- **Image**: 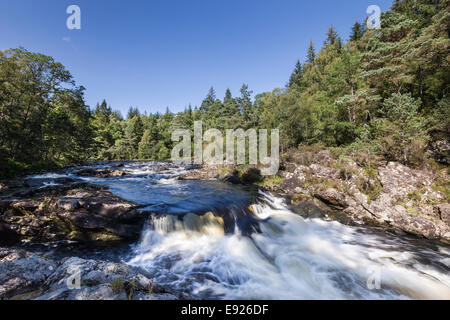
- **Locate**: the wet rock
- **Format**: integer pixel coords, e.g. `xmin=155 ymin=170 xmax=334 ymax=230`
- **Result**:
xmin=154 ymin=165 xmax=168 ymax=172
xmin=0 ymin=183 xmax=148 ymax=244
xmin=56 ymin=199 xmax=80 ymax=211
xmin=112 ymin=163 xmax=125 ymax=168
xmin=53 ymin=178 xmax=77 ymax=185
xmin=179 ymin=169 xmax=218 ymax=181
xmin=11 ymin=199 xmax=40 ymax=213
xmin=76 ymin=168 xmax=126 ymax=178
xmin=0 ymin=179 xmax=30 ymax=191
xmin=223 ymin=174 xmax=241 ymax=185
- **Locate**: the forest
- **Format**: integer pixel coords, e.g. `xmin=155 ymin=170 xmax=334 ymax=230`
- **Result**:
xmin=0 ymin=0 xmax=448 ymax=177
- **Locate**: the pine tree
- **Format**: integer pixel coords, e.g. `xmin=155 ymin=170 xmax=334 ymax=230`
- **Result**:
xmin=306 ymin=40 xmax=316 ymax=64
xmin=288 ymin=60 xmax=305 ymax=89
xmin=224 ymin=88 xmax=233 ymax=104
xmin=350 ymin=22 xmax=364 ymax=41
xmin=360 ymin=11 xmax=418 ymax=96
xmin=127 ymin=107 xmax=140 ymax=120
xmin=324 ymin=25 xmax=339 ymax=46
xmin=200 ymin=87 xmax=216 ymax=113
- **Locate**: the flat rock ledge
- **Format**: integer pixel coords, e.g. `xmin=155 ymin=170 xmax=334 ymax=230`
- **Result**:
xmin=0 ymin=247 xmax=188 ymax=300
xmin=76 ymin=168 xmax=126 ymax=178
xmin=0 ymin=182 xmax=149 ymax=244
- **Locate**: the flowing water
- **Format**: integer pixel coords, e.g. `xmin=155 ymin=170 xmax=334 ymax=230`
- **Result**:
xmin=24 ymin=162 xmax=450 ymax=300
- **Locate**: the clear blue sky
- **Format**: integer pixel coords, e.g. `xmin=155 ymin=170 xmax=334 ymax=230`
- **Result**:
xmin=0 ymin=0 xmax=393 ymax=115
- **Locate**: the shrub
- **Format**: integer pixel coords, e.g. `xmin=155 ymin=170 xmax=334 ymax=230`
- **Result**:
xmin=374 ymin=93 xmax=428 ymax=165
xmin=241 ymin=168 xmax=264 ymax=184
xmin=110 ymin=278 xmax=124 ymax=294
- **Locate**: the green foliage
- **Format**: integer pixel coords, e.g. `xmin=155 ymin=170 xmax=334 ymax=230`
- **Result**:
xmin=350 ymin=21 xmax=365 ymax=42
xmin=257 ymin=174 xmax=283 ymax=188
xmin=0 ymin=48 xmax=94 ymax=177
xmin=110 ymin=278 xmax=124 ymax=294
xmin=375 ymin=93 xmax=428 ymax=164
xmin=1 ymin=0 xmax=448 ymax=172
xmin=241 ymin=168 xmax=264 ymax=184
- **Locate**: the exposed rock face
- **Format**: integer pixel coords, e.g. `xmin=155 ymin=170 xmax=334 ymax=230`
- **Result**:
xmin=0 ymin=183 xmax=148 ymax=244
xmin=427 ymin=130 xmax=450 ymax=165
xmin=436 ymin=203 xmax=450 ymax=225
xmin=76 ymin=168 xmax=126 ymax=178
xmin=0 ymin=248 xmax=56 ymax=300
xmin=179 ymin=168 xmax=221 ymax=181
xmin=178 ymin=164 xmax=257 ymax=185
xmin=314 ymin=188 xmax=348 ymax=210
xmin=273 ymin=152 xmax=450 ymax=242
xmin=0 ymin=248 xmax=183 ymax=300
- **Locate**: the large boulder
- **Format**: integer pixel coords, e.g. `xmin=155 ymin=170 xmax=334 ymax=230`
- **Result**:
xmin=314 ymin=188 xmax=348 ymax=209
xmin=76 ymin=168 xmax=126 ymax=178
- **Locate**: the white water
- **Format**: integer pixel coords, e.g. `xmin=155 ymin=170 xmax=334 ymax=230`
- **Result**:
xmin=24 ymin=162 xmax=450 ymax=300
xmin=129 ymin=191 xmax=450 ymax=300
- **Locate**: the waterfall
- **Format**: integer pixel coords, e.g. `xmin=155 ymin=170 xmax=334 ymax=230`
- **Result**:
xmin=26 ymin=162 xmax=450 ymax=299
xmin=129 ymin=190 xmax=450 ymax=300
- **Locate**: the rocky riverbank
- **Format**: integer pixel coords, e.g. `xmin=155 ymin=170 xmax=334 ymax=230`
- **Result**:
xmin=0 ymin=182 xmax=150 ymax=244
xmin=0 ymin=160 xmax=449 ymax=300
xmin=0 ymin=247 xmax=187 ymax=300
xmin=0 ymin=169 xmax=197 ymax=300
xmin=180 ymin=150 xmax=450 ymax=243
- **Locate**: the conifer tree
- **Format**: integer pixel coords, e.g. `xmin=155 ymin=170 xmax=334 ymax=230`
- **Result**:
xmin=350 ymin=22 xmax=364 ymax=42
xmin=288 ymin=60 xmax=305 ymax=89
xmin=306 ymin=40 xmax=316 ymax=64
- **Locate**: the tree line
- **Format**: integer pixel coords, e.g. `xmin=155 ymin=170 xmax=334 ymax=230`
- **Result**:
xmin=0 ymin=0 xmax=448 ymax=177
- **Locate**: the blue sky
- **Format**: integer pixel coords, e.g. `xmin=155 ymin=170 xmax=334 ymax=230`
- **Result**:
xmin=0 ymin=0 xmax=393 ymax=115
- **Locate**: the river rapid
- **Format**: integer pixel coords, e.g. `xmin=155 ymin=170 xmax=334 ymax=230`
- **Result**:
xmin=24 ymin=161 xmax=450 ymax=300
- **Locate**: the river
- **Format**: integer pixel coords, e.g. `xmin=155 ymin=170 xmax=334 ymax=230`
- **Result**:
xmin=24 ymin=161 xmax=450 ymax=300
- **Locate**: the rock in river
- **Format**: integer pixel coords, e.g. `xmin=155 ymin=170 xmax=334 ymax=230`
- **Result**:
xmin=76 ymin=168 xmax=126 ymax=178
xmin=0 ymin=183 xmax=149 ymax=244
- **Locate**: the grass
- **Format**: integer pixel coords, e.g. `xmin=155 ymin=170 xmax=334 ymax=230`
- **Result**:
xmin=407 ymin=190 xmax=423 ymax=202
xmin=125 ymin=280 xmax=137 ymax=300
xmin=110 ymin=278 xmax=124 ymax=294
xmin=431 ymin=179 xmax=450 ymax=202
xmin=256 ymin=174 xmax=283 ymax=189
